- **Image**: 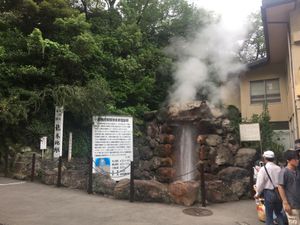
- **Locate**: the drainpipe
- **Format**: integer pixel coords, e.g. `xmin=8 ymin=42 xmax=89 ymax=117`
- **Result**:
xmin=287 ymin=29 xmax=300 ymax=139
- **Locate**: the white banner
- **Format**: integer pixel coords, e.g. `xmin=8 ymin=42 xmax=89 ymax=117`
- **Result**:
xmin=54 ymin=106 xmax=64 ymax=158
xmin=239 ymin=123 xmax=261 ymax=141
xmin=92 ymin=116 xmax=133 ymax=181
xmin=40 ymin=136 xmax=47 ymax=150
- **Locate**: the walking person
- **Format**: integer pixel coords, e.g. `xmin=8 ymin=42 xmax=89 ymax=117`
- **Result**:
xmin=255 ymin=150 xmax=285 ymax=225
xmin=294 ymin=139 xmax=300 ymax=170
xmin=278 ymin=150 xmax=300 ymax=225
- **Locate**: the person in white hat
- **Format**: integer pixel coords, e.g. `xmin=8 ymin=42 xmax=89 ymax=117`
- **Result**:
xmin=255 ymin=150 xmax=285 ymax=225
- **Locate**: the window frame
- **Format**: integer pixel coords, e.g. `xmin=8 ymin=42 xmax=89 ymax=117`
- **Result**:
xmin=250 ymin=78 xmax=281 ymax=104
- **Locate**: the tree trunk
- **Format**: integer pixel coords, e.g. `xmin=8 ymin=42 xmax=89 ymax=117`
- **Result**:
xmin=136 ymin=0 xmax=150 ymax=25
xmin=105 ymin=0 xmax=116 ymax=10
xmin=81 ymin=0 xmax=89 ymax=20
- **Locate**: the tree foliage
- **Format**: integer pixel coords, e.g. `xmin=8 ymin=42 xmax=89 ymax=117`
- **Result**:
xmin=0 ymin=0 xmax=213 ymax=157
xmin=239 ymin=11 xmax=267 ymax=63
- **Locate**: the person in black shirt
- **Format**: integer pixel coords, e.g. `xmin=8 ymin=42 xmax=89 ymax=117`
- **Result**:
xmin=278 ymin=150 xmax=300 ymax=225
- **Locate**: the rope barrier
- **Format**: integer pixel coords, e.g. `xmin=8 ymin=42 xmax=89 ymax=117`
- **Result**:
xmin=92 ymin=165 xmax=131 ymax=178
xmin=92 ymin=160 xmax=132 ymax=178
xmin=92 ymin=164 xmax=130 ymax=176
xmin=37 ymin=166 xmax=58 ymax=174
xmin=37 ymin=158 xmax=64 ymax=174
xmin=38 ymin=158 xmax=203 ymax=180
xmin=45 ymin=158 xmax=60 ymax=163
xmin=37 ymin=168 xmax=47 ymax=173
xmin=172 ymin=161 xmax=201 ymax=179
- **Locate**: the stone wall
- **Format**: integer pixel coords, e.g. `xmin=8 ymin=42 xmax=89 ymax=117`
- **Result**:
xmin=7 ymin=154 xmax=89 ymax=190
xmin=1 ymin=102 xmax=258 ymax=206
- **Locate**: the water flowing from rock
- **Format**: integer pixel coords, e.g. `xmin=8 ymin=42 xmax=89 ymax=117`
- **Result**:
xmin=176 ymin=124 xmax=198 ymax=181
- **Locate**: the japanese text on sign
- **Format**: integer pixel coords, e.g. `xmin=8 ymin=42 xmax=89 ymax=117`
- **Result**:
xmin=40 ymin=136 xmax=47 ymax=150
xmin=92 ymin=116 xmax=133 ymax=181
xmin=239 ymin=123 xmax=261 ymax=141
xmin=53 ymin=106 xmax=64 ymax=158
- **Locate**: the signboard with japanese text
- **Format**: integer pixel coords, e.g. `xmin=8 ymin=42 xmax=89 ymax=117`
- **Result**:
xmin=40 ymin=136 xmax=47 ymax=150
xmin=53 ymin=106 xmax=64 ymax=158
xmin=239 ymin=123 xmax=261 ymax=141
xmin=92 ymin=116 xmax=133 ymax=181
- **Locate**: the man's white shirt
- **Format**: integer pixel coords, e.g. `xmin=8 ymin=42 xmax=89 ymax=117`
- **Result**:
xmin=255 ymin=162 xmax=281 ymax=197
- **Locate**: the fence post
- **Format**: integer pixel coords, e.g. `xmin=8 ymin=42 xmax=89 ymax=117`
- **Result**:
xmin=200 ymin=161 xmax=206 ymax=207
xmin=129 ymin=161 xmax=134 ymax=202
xmin=199 ymin=142 xmax=206 ymax=207
xmin=249 ymin=165 xmax=255 ymax=198
xmin=4 ymin=150 xmax=9 ymax=177
xmin=56 ymin=156 xmax=62 ymax=187
xmin=31 ymin=153 xmax=36 ymax=182
xmin=87 ymin=156 xmax=93 ymax=194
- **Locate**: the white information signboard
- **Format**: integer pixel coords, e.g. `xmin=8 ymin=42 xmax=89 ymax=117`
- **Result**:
xmin=53 ymin=106 xmax=64 ymax=158
xmin=239 ymin=123 xmax=261 ymax=141
xmin=40 ymin=136 xmax=47 ymax=150
xmin=92 ymin=116 xmax=133 ymax=181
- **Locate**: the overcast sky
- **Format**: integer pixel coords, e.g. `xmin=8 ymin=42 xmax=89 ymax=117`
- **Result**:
xmin=189 ymin=0 xmax=262 ymax=29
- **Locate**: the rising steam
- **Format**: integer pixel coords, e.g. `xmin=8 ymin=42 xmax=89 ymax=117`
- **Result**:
xmin=166 ymin=20 xmax=247 ymax=105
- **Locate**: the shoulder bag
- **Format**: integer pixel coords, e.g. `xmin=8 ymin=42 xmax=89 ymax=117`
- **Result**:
xmin=264 ymin=165 xmax=282 ymax=202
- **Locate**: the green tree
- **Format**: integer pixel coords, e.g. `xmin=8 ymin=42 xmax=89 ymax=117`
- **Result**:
xmin=0 ymin=23 xmax=111 ymax=162
xmin=250 ymin=104 xmax=273 ymax=149
xmin=228 ymin=104 xmax=284 ymax=160
xmin=0 ymin=0 xmax=214 ymax=161
xmin=239 ymin=11 xmax=266 ymax=63
xmin=119 ymin=0 xmax=214 ymax=46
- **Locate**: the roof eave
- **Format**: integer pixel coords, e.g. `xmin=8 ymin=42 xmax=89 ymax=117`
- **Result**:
xmin=247 ymin=58 xmax=269 ymax=69
xmin=262 ymin=0 xmax=296 ymax=9
xmin=247 ymin=0 xmax=296 ymax=69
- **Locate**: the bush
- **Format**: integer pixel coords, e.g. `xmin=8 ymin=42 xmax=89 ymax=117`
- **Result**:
xmin=63 ymin=129 xmax=91 ymax=158
xmin=228 ymin=104 xmax=285 ymax=160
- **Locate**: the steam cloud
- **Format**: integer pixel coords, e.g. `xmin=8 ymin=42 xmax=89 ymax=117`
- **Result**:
xmin=166 ymin=21 xmax=247 ymax=105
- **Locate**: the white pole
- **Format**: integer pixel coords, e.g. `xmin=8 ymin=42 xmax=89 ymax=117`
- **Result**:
xmin=68 ymin=132 xmax=73 ymax=162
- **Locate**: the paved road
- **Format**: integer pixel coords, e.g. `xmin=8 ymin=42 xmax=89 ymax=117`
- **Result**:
xmin=0 ymin=177 xmax=263 ymax=225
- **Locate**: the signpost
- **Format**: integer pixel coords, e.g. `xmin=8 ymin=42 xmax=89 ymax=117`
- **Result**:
xmin=92 ymin=116 xmax=133 ymax=181
xmin=54 ymin=106 xmax=64 ymax=158
xmin=239 ymin=123 xmax=262 ymax=154
xmin=239 ymin=123 xmax=262 ymax=196
xmin=68 ymin=132 xmax=72 ymax=162
xmin=40 ymin=136 xmax=47 ymax=159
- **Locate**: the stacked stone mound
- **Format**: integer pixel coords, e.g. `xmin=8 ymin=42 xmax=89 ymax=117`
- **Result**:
xmin=133 ymin=101 xmax=258 ymax=205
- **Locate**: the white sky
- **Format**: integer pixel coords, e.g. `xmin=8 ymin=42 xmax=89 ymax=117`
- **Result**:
xmin=189 ymin=0 xmax=262 ymax=29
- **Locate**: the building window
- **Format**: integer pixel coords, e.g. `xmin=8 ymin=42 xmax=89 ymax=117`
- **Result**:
xmin=270 ymin=121 xmax=289 ymax=130
xmin=250 ymin=79 xmax=281 ymax=104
